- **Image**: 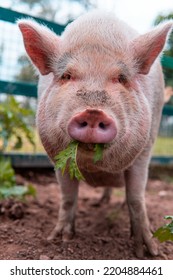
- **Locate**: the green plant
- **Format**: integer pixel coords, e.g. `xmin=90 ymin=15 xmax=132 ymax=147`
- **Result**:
xmin=54 ymin=141 xmax=104 ymax=181
xmin=0 ymin=95 xmax=35 ymax=152
xmin=0 ymin=95 xmax=36 ymax=201
xmin=0 ymin=157 xmax=36 ymax=200
xmin=153 ymin=216 xmax=173 ymax=242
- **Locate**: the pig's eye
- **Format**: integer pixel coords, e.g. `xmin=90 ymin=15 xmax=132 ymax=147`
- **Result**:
xmin=118 ymin=74 xmax=127 ymax=85
xmin=61 ymin=73 xmax=71 ymax=81
xmin=112 ymin=74 xmax=128 ymax=85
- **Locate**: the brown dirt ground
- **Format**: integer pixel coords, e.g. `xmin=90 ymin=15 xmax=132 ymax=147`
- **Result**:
xmin=0 ymin=167 xmax=173 ymax=260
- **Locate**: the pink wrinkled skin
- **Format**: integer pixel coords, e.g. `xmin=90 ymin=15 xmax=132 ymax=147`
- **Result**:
xmin=18 ymin=12 xmax=172 ymax=258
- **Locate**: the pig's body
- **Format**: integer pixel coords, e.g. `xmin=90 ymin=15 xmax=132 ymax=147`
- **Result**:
xmin=18 ymin=12 xmax=172 ymax=258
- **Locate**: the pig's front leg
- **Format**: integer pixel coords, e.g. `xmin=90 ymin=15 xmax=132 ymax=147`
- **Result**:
xmin=125 ymin=152 xmax=158 ymax=258
xmin=47 ymin=170 xmax=79 ymax=241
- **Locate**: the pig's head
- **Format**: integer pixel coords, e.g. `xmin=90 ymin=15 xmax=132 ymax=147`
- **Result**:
xmin=18 ymin=13 xmax=172 ymax=172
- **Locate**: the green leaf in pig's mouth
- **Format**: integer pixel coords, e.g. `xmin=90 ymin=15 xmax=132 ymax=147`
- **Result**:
xmin=54 ymin=141 xmax=105 ymax=181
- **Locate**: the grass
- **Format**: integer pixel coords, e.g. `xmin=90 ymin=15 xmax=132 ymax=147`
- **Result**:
xmin=153 ymin=136 xmax=173 ymax=156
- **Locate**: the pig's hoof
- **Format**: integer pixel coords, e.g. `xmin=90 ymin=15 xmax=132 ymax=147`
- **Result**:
xmin=99 ymin=191 xmax=111 ymax=204
xmin=47 ymin=223 xmax=75 ymax=242
xmin=135 ymin=236 xmax=158 ymax=258
xmin=92 ymin=188 xmax=112 ymax=207
xmin=146 ymin=238 xmax=158 ymax=257
xmin=47 ymin=229 xmax=60 ymax=241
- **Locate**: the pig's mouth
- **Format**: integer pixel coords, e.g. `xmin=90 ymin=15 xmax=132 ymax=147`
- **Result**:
xmin=75 ymin=141 xmax=112 ymax=172
xmin=77 ymin=142 xmax=110 ymax=153
xmin=79 ymin=143 xmax=95 ymax=151
xmin=78 ymin=142 xmax=111 ymax=158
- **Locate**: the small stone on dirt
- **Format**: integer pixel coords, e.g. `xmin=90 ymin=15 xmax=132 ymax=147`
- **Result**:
xmin=39 ymin=254 xmax=50 ymax=260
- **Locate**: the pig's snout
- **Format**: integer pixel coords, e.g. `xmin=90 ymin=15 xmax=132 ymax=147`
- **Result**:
xmin=67 ymin=109 xmax=117 ymax=143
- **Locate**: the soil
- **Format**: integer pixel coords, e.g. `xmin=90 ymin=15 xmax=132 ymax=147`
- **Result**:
xmin=0 ymin=168 xmax=173 ymax=260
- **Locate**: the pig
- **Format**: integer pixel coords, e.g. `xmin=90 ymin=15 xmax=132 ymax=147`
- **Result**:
xmin=18 ymin=11 xmax=172 ymax=258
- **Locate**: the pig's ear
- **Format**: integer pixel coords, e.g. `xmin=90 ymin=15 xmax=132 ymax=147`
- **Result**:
xmin=131 ymin=22 xmax=173 ymax=75
xmin=18 ymin=19 xmax=60 ymax=75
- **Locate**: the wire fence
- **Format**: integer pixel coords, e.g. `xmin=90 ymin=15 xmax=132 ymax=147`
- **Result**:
xmin=0 ymin=20 xmax=26 ymax=83
xmin=0 ymin=7 xmax=65 ymax=97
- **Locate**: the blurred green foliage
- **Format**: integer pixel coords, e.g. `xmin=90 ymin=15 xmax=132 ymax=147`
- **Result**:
xmin=0 ymin=95 xmax=35 ymax=152
xmin=0 ymin=157 xmax=36 ymax=200
xmin=153 ymin=216 xmax=173 ymax=242
xmin=0 ymin=95 xmax=36 ymax=200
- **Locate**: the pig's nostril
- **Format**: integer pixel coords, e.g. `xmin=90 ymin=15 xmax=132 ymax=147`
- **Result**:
xmin=99 ymin=122 xmax=106 ymax=129
xmin=80 ymin=121 xmax=88 ymax=127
